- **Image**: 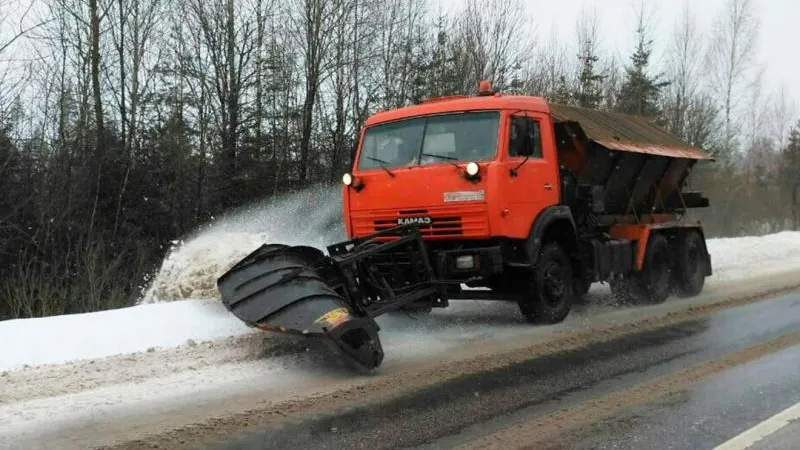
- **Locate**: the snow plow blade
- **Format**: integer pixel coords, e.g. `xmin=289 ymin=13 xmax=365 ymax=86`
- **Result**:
xmin=217 ymin=225 xmax=443 ymax=371
xmin=216 ymin=244 xmax=384 ymax=371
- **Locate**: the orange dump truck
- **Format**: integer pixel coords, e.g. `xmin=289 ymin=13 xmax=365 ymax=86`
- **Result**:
xmin=217 ymin=82 xmax=713 ymax=371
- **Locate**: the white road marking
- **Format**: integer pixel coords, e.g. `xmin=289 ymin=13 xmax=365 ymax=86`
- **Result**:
xmin=712 ymin=401 xmax=800 ymax=450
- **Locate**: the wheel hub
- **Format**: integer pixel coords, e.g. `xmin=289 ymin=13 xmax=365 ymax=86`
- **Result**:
xmin=542 ymin=262 xmax=566 ymax=306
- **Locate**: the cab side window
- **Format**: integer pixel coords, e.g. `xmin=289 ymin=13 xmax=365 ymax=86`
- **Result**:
xmin=509 ymin=116 xmax=542 ymax=158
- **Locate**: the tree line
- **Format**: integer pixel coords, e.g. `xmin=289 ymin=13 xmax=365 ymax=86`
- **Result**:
xmin=0 ymin=0 xmax=798 ymax=318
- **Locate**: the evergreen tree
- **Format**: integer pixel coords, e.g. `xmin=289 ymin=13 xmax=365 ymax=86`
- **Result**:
xmin=575 ymin=44 xmax=604 ymax=108
xmin=0 ymin=122 xmax=23 ymax=288
xmin=615 ymin=22 xmax=669 ymax=118
xmin=418 ymin=15 xmax=462 ymax=100
xmin=552 ymin=75 xmax=573 ymax=105
xmin=780 ymin=123 xmax=800 ymax=200
xmin=574 ymin=10 xmax=605 ymax=109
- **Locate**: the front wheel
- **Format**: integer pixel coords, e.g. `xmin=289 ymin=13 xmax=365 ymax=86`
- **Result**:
xmin=518 ymin=242 xmax=575 ymax=324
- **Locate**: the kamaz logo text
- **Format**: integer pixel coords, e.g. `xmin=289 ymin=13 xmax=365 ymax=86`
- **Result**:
xmin=398 ymin=217 xmax=432 ymax=226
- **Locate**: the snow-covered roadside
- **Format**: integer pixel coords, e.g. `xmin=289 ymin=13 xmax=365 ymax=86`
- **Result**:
xmin=0 ymin=230 xmax=799 ymax=450
xmin=705 ymin=231 xmax=800 ymax=281
xmin=2 ymin=267 xmax=800 ymax=450
xmin=2 ymin=231 xmax=800 ymax=372
xmin=0 ymin=299 xmax=253 ymax=371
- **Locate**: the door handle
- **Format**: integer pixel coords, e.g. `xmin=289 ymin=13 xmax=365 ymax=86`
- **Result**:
xmin=544 ymin=183 xmax=553 ymax=190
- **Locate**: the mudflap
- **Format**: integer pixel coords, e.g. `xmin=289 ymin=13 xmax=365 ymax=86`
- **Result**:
xmin=216 ymin=243 xmax=384 ymax=371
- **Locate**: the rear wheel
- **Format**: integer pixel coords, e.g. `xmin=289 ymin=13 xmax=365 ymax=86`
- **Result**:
xmin=611 ymin=233 xmax=672 ymax=305
xmin=519 ymin=242 xmax=575 ymax=324
xmin=672 ymin=230 xmax=708 ymax=297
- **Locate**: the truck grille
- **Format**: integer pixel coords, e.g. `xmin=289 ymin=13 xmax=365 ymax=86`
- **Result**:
xmin=351 ymin=204 xmax=489 ymax=239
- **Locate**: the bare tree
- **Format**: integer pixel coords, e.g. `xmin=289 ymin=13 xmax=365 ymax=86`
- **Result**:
xmin=48 ymin=0 xmax=93 ymax=152
xmin=267 ymin=22 xmax=302 ymax=197
xmin=108 ymin=0 xmax=164 ymax=237
xmin=707 ymin=0 xmax=759 ymax=159
xmin=85 ymin=0 xmax=111 ymax=244
xmin=449 ymin=0 xmax=532 ymax=92
xmin=251 ymin=0 xmax=277 ymax=149
xmin=184 ymin=0 xmax=258 ymax=206
xmin=38 ymin=0 xmax=111 ymax=242
xmin=287 ymin=0 xmax=342 ymax=183
xmin=322 ymin=0 xmax=356 ymax=182
xmin=684 ymin=93 xmax=720 ymax=150
xmin=0 ymin=0 xmax=50 ymax=55
xmin=598 ymin=55 xmax=623 ymax=112
xmin=744 ymin=68 xmax=768 ymax=152
xmin=664 ymin=1 xmax=705 ymax=140
xmin=107 ymin=0 xmax=162 ymax=152
xmin=167 ymin=0 xmax=215 ymax=219
xmin=348 ymin=0 xmax=379 ymax=155
xmin=769 ymin=83 xmax=797 ymax=150
xmin=521 ymin=24 xmax=571 ymax=102
xmin=372 ymin=0 xmax=426 ymax=108
xmin=88 ymin=0 xmax=103 ymax=139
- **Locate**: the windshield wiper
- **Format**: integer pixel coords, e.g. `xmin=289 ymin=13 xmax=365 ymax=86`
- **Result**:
xmin=365 ymin=156 xmax=396 ymax=178
xmin=421 ymin=153 xmax=460 ymax=168
xmin=422 ymin=153 xmax=459 ymax=161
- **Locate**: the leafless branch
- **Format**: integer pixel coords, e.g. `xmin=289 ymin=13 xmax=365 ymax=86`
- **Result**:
xmin=0 ymin=0 xmax=54 ymax=55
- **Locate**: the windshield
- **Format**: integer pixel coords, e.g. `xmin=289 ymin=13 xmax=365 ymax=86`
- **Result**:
xmin=356 ymin=111 xmax=500 ymax=171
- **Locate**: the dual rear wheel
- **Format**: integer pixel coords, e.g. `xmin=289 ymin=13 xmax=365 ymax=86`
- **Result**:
xmin=518 ymin=229 xmax=710 ymax=323
xmin=672 ymin=230 xmax=709 ymax=297
xmin=611 ymin=230 xmax=709 ymax=305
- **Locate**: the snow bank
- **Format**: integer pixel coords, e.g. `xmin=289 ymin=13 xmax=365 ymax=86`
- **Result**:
xmin=705 ymin=231 xmax=800 ymax=281
xmin=0 ymin=299 xmax=253 ymax=371
xmin=2 ymin=228 xmax=799 ymax=372
xmin=1 ymin=186 xmax=346 ymax=371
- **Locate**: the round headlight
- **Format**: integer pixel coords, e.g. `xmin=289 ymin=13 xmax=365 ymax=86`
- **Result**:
xmin=342 ymin=173 xmax=353 ymax=186
xmin=466 ymin=162 xmax=480 ymax=177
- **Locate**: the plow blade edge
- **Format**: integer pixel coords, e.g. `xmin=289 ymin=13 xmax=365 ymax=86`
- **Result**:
xmin=216 ymin=244 xmax=384 ymax=370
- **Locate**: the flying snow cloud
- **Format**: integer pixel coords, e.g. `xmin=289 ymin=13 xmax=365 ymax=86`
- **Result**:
xmin=140 ymin=185 xmax=345 ymax=303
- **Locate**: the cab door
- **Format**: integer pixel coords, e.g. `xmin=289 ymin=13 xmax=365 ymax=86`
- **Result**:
xmin=497 ymin=112 xmax=560 ymax=238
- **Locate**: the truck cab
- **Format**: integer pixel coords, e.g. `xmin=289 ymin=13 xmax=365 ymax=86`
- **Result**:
xmin=342 ymin=91 xmax=560 ymax=245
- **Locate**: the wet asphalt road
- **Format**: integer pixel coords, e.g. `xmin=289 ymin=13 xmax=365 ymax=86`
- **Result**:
xmin=209 ymin=291 xmax=800 ymax=450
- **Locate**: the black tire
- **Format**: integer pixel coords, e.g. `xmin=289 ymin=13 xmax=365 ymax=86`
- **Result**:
xmin=518 ymin=242 xmax=575 ymax=324
xmin=610 ymin=233 xmax=672 ymax=305
xmin=672 ymin=230 xmax=708 ymax=297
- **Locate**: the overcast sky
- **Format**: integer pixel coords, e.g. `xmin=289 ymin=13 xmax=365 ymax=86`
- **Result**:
xmin=1 ymin=0 xmax=796 ymax=128
xmin=434 ymin=0 xmax=799 ymax=116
